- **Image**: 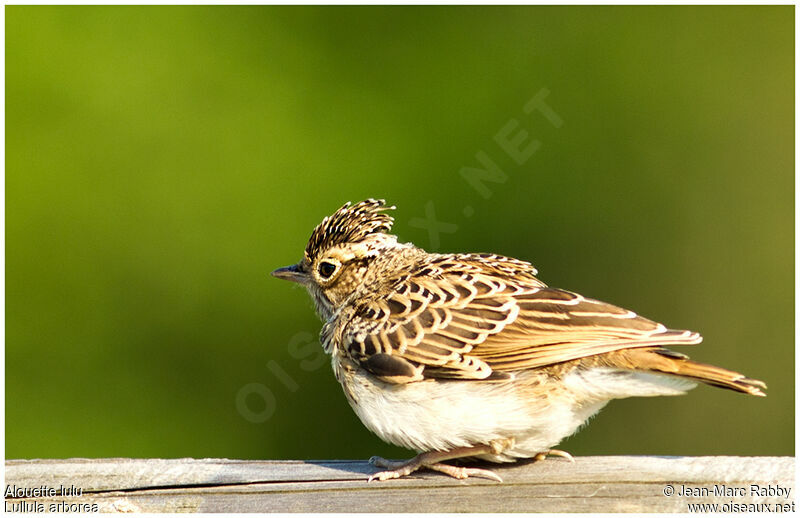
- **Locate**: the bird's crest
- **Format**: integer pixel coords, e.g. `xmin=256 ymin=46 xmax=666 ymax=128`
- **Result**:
xmin=304 ymin=199 xmax=395 ymax=262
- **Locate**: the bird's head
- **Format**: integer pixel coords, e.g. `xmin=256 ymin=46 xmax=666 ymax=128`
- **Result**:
xmin=272 ymin=199 xmax=402 ymax=320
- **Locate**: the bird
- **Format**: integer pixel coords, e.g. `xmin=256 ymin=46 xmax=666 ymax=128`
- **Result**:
xmin=271 ymin=198 xmax=766 ymax=482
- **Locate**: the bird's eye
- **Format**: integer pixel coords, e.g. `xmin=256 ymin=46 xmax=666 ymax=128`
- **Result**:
xmin=318 ymin=262 xmax=337 ymax=279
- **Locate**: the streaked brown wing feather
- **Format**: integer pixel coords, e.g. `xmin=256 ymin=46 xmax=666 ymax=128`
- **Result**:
xmin=338 ymin=255 xmax=700 ymax=383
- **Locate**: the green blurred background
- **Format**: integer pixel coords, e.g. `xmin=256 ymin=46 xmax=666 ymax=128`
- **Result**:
xmin=7 ymin=6 xmax=793 ymax=460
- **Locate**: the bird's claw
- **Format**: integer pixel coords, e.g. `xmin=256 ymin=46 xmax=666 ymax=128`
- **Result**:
xmin=534 ymin=449 xmax=575 ymax=462
xmin=367 ymin=470 xmax=403 ymax=482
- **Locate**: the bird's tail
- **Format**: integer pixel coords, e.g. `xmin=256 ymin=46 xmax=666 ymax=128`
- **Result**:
xmin=619 ymin=347 xmax=767 ymax=397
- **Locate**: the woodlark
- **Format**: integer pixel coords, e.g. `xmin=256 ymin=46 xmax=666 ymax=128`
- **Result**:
xmin=272 ymin=199 xmax=766 ymax=482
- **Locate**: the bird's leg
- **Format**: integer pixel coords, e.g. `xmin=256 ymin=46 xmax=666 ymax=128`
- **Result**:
xmin=368 ymin=438 xmax=513 ymax=482
xmin=533 ymin=448 xmax=575 ymax=462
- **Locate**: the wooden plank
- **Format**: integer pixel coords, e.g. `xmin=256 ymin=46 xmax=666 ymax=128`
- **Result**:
xmin=4 ymin=456 xmax=795 ymax=513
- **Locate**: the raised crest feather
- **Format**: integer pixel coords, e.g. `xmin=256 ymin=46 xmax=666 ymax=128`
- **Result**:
xmin=304 ymin=199 xmax=395 ymax=263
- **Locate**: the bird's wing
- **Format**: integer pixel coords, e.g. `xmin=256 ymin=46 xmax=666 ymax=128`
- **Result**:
xmin=334 ymin=261 xmax=701 ymax=384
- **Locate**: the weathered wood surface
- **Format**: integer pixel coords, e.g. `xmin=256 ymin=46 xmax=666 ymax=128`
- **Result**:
xmin=4 ymin=456 xmax=795 ymax=513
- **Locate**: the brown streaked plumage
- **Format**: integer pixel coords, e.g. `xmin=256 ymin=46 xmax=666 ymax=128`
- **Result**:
xmin=272 ymin=199 xmax=766 ymax=482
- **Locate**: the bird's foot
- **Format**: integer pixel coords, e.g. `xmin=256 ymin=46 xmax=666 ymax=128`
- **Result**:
xmin=368 ymin=455 xmax=502 ymax=482
xmin=533 ymin=448 xmax=575 ymax=462
xmin=426 ymin=462 xmax=503 ymax=482
xmin=367 ymin=456 xmax=419 ymax=481
xmin=367 ymin=440 xmax=513 ymax=483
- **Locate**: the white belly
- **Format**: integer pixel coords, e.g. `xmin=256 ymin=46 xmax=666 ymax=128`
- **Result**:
xmin=340 ymin=365 xmax=695 ymax=462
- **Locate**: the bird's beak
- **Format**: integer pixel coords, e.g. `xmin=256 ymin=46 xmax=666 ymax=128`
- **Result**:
xmin=271 ymin=263 xmax=308 ymax=284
